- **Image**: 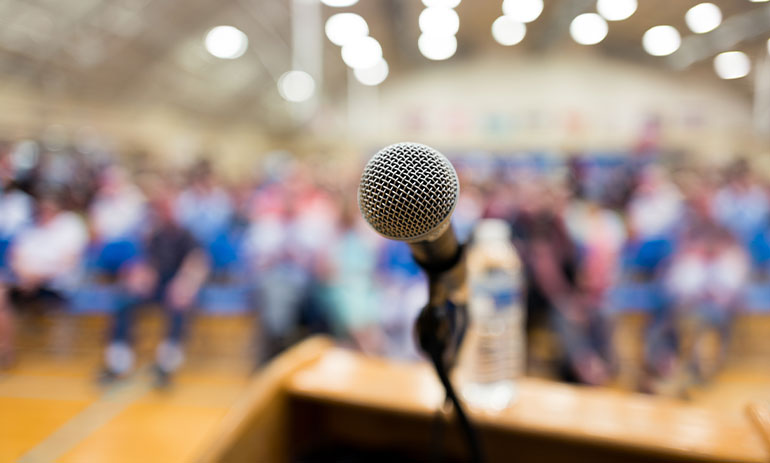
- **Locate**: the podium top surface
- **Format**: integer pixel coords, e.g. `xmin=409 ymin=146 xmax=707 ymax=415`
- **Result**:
xmin=287 ymin=346 xmax=767 ymax=463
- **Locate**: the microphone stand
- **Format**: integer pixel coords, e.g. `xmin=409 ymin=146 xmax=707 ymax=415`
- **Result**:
xmin=414 ymin=246 xmax=484 ymax=463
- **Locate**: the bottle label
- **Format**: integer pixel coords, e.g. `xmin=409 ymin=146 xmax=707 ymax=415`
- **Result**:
xmin=473 ymin=268 xmax=520 ymax=314
xmin=492 ymin=289 xmax=517 ymax=311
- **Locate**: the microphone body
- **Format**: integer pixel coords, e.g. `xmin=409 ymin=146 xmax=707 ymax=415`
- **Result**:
xmin=409 ymin=223 xmax=460 ymax=273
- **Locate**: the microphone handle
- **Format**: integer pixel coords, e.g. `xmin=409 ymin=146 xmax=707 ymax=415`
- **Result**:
xmin=409 ymin=226 xmax=466 ymax=308
xmin=411 ymin=225 xmax=468 ymax=370
xmin=408 ymin=226 xmax=462 ymax=274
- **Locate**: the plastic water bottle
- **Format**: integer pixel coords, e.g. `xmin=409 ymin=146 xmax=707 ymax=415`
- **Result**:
xmin=459 ymin=219 xmax=524 ymax=411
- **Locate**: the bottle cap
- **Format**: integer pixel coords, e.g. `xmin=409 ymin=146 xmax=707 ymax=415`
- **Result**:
xmin=473 ymin=218 xmax=511 ymax=243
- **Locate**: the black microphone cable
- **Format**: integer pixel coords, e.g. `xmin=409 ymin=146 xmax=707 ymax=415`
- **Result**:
xmin=418 ymin=298 xmax=483 ymax=463
xmin=427 ymin=341 xmax=483 ymax=463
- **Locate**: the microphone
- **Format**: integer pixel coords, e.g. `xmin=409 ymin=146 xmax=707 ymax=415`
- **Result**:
xmin=358 ymin=142 xmax=467 ymax=368
xmin=358 ymin=142 xmax=483 ymax=463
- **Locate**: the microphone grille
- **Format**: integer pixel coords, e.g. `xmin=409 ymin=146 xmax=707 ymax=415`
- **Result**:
xmin=358 ymin=142 xmax=459 ymax=242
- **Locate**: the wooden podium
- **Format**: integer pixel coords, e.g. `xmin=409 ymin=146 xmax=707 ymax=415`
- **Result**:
xmin=198 ymin=336 xmax=768 ymax=463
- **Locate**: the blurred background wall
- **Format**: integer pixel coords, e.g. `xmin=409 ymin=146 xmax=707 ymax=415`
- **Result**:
xmin=0 ymin=0 xmax=767 ymax=171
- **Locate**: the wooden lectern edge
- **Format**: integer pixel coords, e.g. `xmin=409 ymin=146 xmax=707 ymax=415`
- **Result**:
xmin=196 ymin=335 xmax=334 ymax=463
xmin=747 ymin=401 xmax=770 ymax=458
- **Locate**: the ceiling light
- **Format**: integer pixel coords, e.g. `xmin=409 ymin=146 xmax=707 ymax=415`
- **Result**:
xmin=354 ymin=58 xmax=389 ymax=86
xmin=320 ymin=0 xmax=358 ymax=7
xmin=419 ymin=7 xmax=460 ymax=36
xmin=422 ymin=0 xmax=461 ymax=7
xmin=749 ymin=0 xmax=769 ymax=3
xmin=642 ymin=25 xmax=681 ymax=56
xmin=767 ymin=38 xmax=770 ymax=55
xmin=714 ymin=51 xmax=751 ymax=79
xmin=491 ymin=15 xmax=526 ymax=46
xmin=278 ymin=70 xmax=315 ymax=102
xmin=596 ymin=0 xmax=637 ymax=21
xmin=341 ymin=36 xmax=383 ymax=69
xmin=685 ymin=3 xmax=722 ymax=34
xmin=204 ymin=26 xmax=248 ymax=59
xmin=570 ymin=13 xmax=608 ymax=45
xmin=418 ymin=33 xmax=457 ymax=60
xmin=502 ymin=0 xmax=543 ymax=24
xmin=325 ymin=13 xmax=368 ymax=47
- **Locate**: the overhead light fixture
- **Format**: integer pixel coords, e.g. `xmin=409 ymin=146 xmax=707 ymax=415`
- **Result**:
xmin=422 ymin=0 xmax=461 ymax=7
xmin=204 ymin=25 xmax=248 ymax=59
xmin=491 ymin=15 xmax=526 ymax=46
xmin=714 ymin=51 xmax=751 ymax=79
xmin=685 ymin=3 xmax=722 ymax=34
xmin=501 ymin=0 xmax=543 ymax=24
xmin=569 ymin=13 xmax=608 ymax=45
xmin=642 ymin=25 xmax=681 ymax=56
xmin=278 ymin=70 xmax=315 ymax=102
xmin=325 ymin=13 xmax=368 ymax=47
xmin=749 ymin=0 xmax=769 ymax=3
xmin=419 ymin=7 xmax=460 ymax=36
xmin=320 ymin=0 xmax=358 ymax=7
xmin=767 ymin=37 xmax=770 ymax=55
xmin=596 ymin=0 xmax=637 ymax=21
xmin=418 ymin=33 xmax=457 ymax=60
xmin=341 ymin=36 xmax=383 ymax=69
xmin=354 ymin=58 xmax=389 ymax=86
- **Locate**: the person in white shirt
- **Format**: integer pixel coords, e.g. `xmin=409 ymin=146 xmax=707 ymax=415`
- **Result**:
xmin=10 ymin=194 xmax=88 ymax=294
xmin=625 ymin=166 xmax=684 ymax=276
xmin=627 ymin=166 xmax=684 ymax=240
xmin=712 ymin=160 xmax=769 ymax=257
xmin=174 ymin=162 xmax=233 ymax=249
xmin=88 ymin=166 xmax=146 ymax=276
xmin=0 ymin=191 xmax=87 ymax=368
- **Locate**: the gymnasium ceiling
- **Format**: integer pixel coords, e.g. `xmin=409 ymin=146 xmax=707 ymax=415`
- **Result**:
xmin=0 ymin=0 xmax=768 ymax=125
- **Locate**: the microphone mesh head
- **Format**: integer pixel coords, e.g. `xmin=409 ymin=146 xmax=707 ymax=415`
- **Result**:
xmin=358 ymin=142 xmax=459 ymax=242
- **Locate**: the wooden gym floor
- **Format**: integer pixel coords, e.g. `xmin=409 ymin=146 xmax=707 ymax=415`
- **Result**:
xmin=1 ymin=311 xmax=770 ymax=463
xmin=0 ymin=312 xmax=255 ymax=463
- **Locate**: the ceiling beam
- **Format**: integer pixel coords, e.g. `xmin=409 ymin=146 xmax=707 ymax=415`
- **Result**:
xmin=531 ymin=0 xmax=595 ymax=51
xmin=236 ymin=0 xmax=291 ymax=83
xmin=109 ymin=0 xmax=243 ymax=96
xmin=667 ymin=3 xmax=770 ymax=69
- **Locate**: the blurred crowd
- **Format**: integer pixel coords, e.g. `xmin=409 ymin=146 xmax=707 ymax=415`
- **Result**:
xmin=458 ymin=154 xmax=760 ymax=394
xmin=0 ymin=139 xmax=767 ymax=394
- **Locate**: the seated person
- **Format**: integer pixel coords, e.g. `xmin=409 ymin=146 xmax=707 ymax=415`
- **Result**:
xmin=511 ymin=182 xmax=612 ymax=385
xmin=625 ymin=166 xmax=683 ymax=276
xmin=0 ymin=181 xmax=33 ymax=368
xmin=712 ymin=159 xmax=768 ymax=261
xmin=652 ymin=223 xmax=748 ymax=392
xmin=175 ymin=161 xmax=233 ymax=276
xmin=0 ymin=190 xmax=87 ymax=368
xmin=244 ymin=169 xmax=337 ymax=366
xmin=319 ymin=203 xmax=385 ymax=355
xmin=101 ymin=185 xmax=209 ymax=387
xmin=88 ymin=165 xmax=146 ymax=277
